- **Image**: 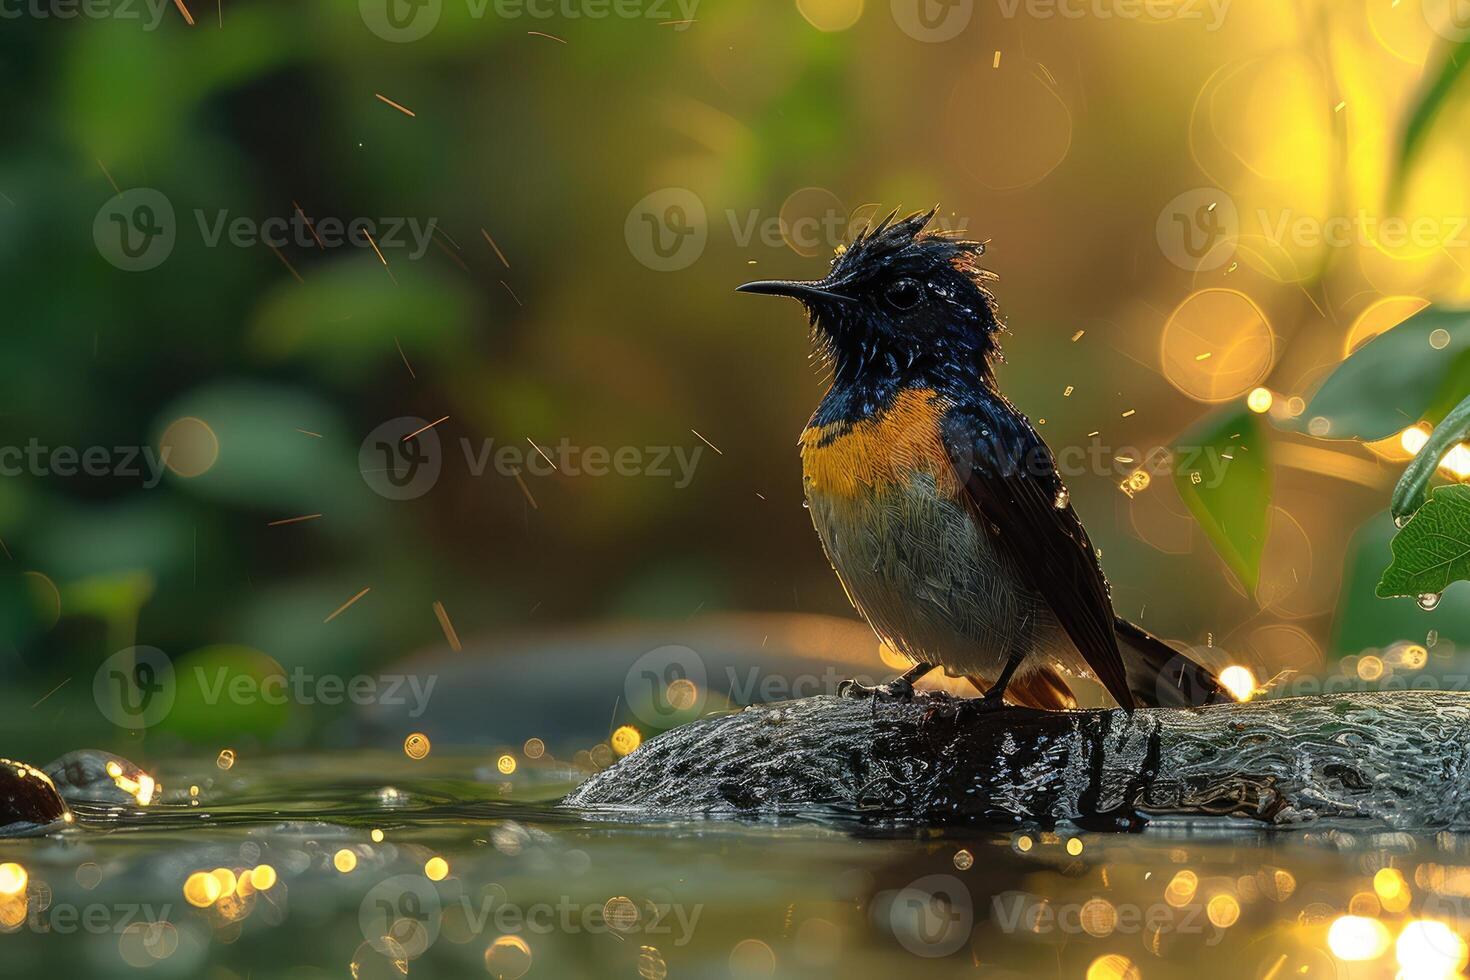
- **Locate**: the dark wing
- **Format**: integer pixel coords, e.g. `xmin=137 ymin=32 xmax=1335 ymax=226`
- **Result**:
xmin=942 ymin=399 xmax=1135 ymax=709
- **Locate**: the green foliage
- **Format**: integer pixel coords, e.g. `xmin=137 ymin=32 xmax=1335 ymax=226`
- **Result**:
xmin=1393 ymin=37 xmax=1470 ymax=209
xmin=159 ymin=645 xmax=290 ymax=742
xmin=250 ymin=259 xmax=480 ymax=381
xmin=1333 ymin=513 xmax=1470 ymax=656
xmin=1298 ymin=306 xmax=1470 ymax=442
xmin=1379 ymin=485 xmax=1470 ymax=601
xmin=1393 ymin=391 xmax=1470 ymax=521
xmin=1174 ymin=408 xmax=1271 ymax=593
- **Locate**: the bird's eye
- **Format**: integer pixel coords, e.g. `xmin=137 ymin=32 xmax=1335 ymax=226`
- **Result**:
xmin=885 ymin=279 xmax=922 ymax=310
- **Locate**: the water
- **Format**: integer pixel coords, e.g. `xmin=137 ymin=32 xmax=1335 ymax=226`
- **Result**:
xmin=0 ymin=751 xmax=1467 ymax=979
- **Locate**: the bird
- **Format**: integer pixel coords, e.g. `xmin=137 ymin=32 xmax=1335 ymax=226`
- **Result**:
xmin=737 ymin=207 xmax=1231 ymax=710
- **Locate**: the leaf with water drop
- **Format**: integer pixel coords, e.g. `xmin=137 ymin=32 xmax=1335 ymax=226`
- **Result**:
xmin=1378 ymin=484 xmax=1470 ymax=600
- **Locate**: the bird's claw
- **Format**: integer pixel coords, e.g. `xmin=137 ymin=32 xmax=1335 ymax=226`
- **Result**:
xmin=838 ymin=677 xmax=916 ymax=702
xmin=972 ymin=689 xmax=1011 ymax=713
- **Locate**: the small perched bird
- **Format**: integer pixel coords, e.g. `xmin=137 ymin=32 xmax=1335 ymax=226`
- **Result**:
xmin=738 ymin=208 xmax=1230 ymax=710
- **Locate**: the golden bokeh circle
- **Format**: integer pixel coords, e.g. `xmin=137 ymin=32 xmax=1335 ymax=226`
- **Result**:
xmin=159 ymin=416 xmax=219 ymax=478
xmin=947 ymin=60 xmax=1073 ymax=191
xmin=778 ymin=187 xmax=846 ymax=258
xmin=484 ymin=935 xmax=533 ymax=979
xmin=795 ymin=0 xmax=862 ymax=33
xmin=1160 ymin=288 xmax=1276 ymax=402
xmin=403 ymin=733 xmax=431 ymax=761
xmin=1086 ymin=954 xmax=1141 ymax=980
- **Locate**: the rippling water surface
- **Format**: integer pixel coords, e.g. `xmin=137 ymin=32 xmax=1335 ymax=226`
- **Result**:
xmin=1 ymin=751 xmax=1466 ymax=979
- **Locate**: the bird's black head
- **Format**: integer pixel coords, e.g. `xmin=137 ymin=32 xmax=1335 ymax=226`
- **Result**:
xmin=737 ymin=207 xmax=1001 ymax=387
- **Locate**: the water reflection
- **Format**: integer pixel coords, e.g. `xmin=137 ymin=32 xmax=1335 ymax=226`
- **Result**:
xmin=0 ymin=752 xmax=1467 ymax=978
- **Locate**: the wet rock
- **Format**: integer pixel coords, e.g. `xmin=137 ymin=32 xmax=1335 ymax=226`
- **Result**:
xmin=44 ymin=750 xmax=158 ymax=806
xmin=565 ymin=691 xmax=1470 ymax=829
xmin=0 ymin=759 xmax=72 ymax=836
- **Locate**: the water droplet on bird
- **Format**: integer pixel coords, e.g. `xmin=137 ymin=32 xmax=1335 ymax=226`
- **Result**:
xmin=1418 ymin=592 xmax=1442 ymax=611
xmin=1054 ymin=488 xmax=1069 ymax=509
xmin=802 ymin=501 xmax=810 ymax=509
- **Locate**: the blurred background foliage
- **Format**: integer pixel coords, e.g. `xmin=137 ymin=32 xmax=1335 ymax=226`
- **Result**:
xmin=4 ymin=0 xmax=1470 ymax=760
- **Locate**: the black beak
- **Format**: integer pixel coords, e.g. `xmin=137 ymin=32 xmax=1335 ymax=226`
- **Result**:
xmin=736 ymin=279 xmax=854 ymax=303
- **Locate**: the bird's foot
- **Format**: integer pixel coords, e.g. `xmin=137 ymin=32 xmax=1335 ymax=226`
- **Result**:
xmin=972 ymin=688 xmax=1012 ymax=713
xmin=838 ymin=676 xmax=916 ymax=702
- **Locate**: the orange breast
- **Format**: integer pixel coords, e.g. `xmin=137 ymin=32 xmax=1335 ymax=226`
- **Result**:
xmin=801 ymin=388 xmax=958 ymax=498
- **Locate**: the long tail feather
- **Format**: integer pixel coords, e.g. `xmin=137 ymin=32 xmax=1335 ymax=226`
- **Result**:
xmin=1115 ymin=618 xmax=1233 ymax=707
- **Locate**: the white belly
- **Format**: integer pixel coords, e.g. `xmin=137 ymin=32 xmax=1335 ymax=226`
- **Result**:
xmin=805 ymin=470 xmax=1080 ymax=681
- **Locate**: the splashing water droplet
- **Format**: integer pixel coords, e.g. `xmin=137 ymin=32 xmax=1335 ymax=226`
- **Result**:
xmin=1428 ymin=629 xmax=1439 ymax=648
xmin=1418 ymin=593 xmax=1442 ymax=611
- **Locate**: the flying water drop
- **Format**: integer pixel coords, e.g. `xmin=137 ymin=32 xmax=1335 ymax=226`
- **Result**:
xmin=1418 ymin=593 xmax=1442 ymax=611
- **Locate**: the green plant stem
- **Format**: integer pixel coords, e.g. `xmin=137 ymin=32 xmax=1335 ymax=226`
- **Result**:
xmin=1393 ymin=392 xmax=1470 ymax=521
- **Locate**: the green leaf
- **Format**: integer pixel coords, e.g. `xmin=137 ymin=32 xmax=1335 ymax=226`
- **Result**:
xmin=1296 ymin=306 xmax=1470 ymax=441
xmin=1378 ymin=484 xmax=1470 ymax=599
xmin=1334 ymin=512 xmax=1470 ymax=657
xmin=1392 ymin=38 xmax=1470 ymax=209
xmin=1174 ymin=408 xmax=1271 ymax=593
